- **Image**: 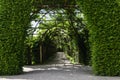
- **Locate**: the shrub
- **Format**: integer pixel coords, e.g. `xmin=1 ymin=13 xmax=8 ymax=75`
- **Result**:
xmin=0 ymin=0 xmax=31 ymax=75
xmin=78 ymin=0 xmax=120 ymax=76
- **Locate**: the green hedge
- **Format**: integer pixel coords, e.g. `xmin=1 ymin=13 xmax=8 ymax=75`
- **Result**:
xmin=78 ymin=0 xmax=120 ymax=76
xmin=0 ymin=0 xmax=31 ymax=75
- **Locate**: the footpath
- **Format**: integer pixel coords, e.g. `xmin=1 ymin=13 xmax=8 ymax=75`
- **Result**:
xmin=0 ymin=52 xmax=120 ymax=80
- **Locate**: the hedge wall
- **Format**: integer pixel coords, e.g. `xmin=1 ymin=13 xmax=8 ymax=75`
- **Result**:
xmin=0 ymin=1 xmax=31 ymax=75
xmin=78 ymin=0 xmax=120 ymax=76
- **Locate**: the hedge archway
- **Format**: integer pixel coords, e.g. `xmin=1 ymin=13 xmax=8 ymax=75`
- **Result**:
xmin=0 ymin=0 xmax=120 ymax=76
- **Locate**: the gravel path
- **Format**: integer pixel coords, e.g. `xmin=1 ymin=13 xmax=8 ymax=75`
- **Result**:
xmin=0 ymin=65 xmax=120 ymax=80
xmin=0 ymin=52 xmax=120 ymax=80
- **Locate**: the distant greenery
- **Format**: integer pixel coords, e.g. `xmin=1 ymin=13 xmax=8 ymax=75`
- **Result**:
xmin=25 ymin=8 xmax=89 ymax=65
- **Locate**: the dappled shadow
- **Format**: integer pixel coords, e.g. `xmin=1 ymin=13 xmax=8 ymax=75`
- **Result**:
xmin=23 ymin=64 xmax=92 ymax=74
xmin=0 ymin=65 xmax=120 ymax=80
xmin=0 ymin=52 xmax=120 ymax=80
xmin=0 ymin=65 xmax=92 ymax=80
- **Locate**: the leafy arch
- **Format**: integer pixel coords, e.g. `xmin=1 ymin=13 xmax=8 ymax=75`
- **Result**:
xmin=0 ymin=0 xmax=120 ymax=76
